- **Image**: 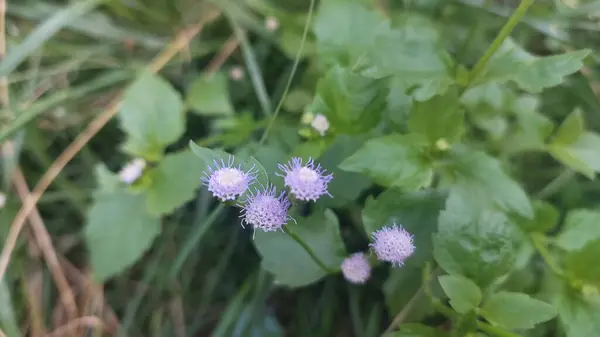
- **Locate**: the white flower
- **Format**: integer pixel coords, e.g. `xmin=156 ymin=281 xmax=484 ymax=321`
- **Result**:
xmin=230 ymin=66 xmax=244 ymax=81
xmin=119 ymin=158 xmax=146 ymax=184
xmin=310 ymin=114 xmax=330 ymax=136
xmin=265 ymin=16 xmax=279 ymax=31
xmin=0 ymin=192 xmax=6 ymax=209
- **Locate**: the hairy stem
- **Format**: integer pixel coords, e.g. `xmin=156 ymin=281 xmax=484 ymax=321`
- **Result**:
xmin=467 ymin=0 xmax=536 ymax=85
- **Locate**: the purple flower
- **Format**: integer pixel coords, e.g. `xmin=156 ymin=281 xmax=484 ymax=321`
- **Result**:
xmin=277 ymin=157 xmax=333 ymax=202
xmin=202 ymin=156 xmax=256 ymax=201
xmin=239 ymin=184 xmax=294 ymax=233
xmin=370 ymin=224 xmax=415 ymax=267
xmin=341 ymin=252 xmax=371 ymax=284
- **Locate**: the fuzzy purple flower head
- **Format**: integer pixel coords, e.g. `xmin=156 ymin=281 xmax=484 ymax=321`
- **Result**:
xmin=240 ymin=184 xmax=295 ymax=233
xmin=370 ymin=224 xmax=415 ymax=267
xmin=341 ymin=252 xmax=371 ymax=284
xmin=202 ymin=156 xmax=256 ymax=201
xmin=277 ymin=157 xmax=333 ymax=202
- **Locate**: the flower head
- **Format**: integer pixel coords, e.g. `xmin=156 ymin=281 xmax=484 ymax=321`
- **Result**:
xmin=202 ymin=156 xmax=256 ymax=201
xmin=0 ymin=192 xmax=6 ymax=209
xmin=239 ymin=184 xmax=294 ymax=233
xmin=277 ymin=157 xmax=333 ymax=202
xmin=119 ymin=158 xmax=146 ymax=184
xmin=341 ymin=252 xmax=371 ymax=284
xmin=310 ymin=114 xmax=330 ymax=136
xmin=370 ymin=224 xmax=415 ymax=267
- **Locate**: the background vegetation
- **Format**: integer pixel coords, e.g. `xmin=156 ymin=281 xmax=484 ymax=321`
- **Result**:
xmin=1 ymin=0 xmax=600 ymax=336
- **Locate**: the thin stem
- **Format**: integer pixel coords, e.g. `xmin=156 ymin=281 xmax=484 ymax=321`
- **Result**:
xmin=531 ymin=233 xmax=565 ymax=278
xmin=259 ymin=0 xmax=316 ymax=145
xmin=467 ymin=0 xmax=536 ymax=85
xmin=535 ymin=169 xmax=575 ymax=199
xmin=382 ymin=266 xmax=441 ymax=335
xmin=283 ymin=225 xmax=335 ymax=273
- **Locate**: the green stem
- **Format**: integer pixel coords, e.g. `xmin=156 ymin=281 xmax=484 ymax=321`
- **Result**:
xmin=535 ymin=169 xmax=575 ymax=199
xmin=259 ymin=0 xmax=316 ymax=145
xmin=531 ymin=233 xmax=565 ymax=278
xmin=467 ymin=0 xmax=536 ymax=85
xmin=283 ymin=225 xmax=335 ymax=273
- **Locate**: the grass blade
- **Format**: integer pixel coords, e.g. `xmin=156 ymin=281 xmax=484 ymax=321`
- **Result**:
xmin=0 ymin=0 xmax=106 ymax=77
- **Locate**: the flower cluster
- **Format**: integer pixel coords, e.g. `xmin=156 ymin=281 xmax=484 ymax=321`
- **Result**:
xmin=340 ymin=224 xmax=415 ymax=285
xmin=201 ymin=155 xmax=333 ymax=234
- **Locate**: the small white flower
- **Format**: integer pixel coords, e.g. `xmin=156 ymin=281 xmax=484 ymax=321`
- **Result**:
xmin=230 ymin=66 xmax=244 ymax=81
xmin=265 ymin=16 xmax=279 ymax=31
xmin=310 ymin=114 xmax=330 ymax=136
xmin=0 ymin=192 xmax=6 ymax=209
xmin=119 ymin=158 xmax=146 ymax=184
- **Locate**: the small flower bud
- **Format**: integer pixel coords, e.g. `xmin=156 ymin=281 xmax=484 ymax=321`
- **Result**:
xmin=370 ymin=224 xmax=415 ymax=267
xmin=0 ymin=192 xmax=6 ymax=209
xmin=202 ymin=156 xmax=256 ymax=201
xmin=341 ymin=252 xmax=371 ymax=284
xmin=310 ymin=114 xmax=329 ymax=136
xmin=277 ymin=157 xmax=333 ymax=202
xmin=301 ymin=112 xmax=315 ymax=125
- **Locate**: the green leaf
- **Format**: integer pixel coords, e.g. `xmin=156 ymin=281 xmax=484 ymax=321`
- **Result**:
xmin=360 ymin=24 xmax=454 ymax=101
xmin=475 ymin=39 xmax=590 ymax=93
xmin=362 ymin=189 xmax=444 ymax=266
xmin=433 ymin=193 xmax=520 ymax=288
xmin=515 ymin=200 xmax=559 ymax=233
xmin=408 ymin=87 xmax=464 ymax=144
xmin=146 ymin=150 xmax=205 ymax=216
xmin=189 ymin=140 xmax=229 ymax=162
xmin=119 ymin=71 xmax=184 ymax=161
xmin=186 ymin=72 xmax=234 ymax=116
xmin=313 ymin=65 xmax=387 ymax=134
xmin=514 ymin=50 xmax=590 ymax=93
xmin=553 ymin=109 xmax=585 ymax=145
xmin=503 ymin=95 xmax=554 ymax=153
xmin=384 ymin=323 xmax=448 ymax=337
xmin=548 ymin=110 xmax=600 ymax=179
xmin=440 ymin=146 xmax=533 ymax=218
xmin=438 ymin=275 xmax=482 ymax=314
xmin=548 ymin=133 xmax=600 ymax=179
xmin=564 ymin=238 xmax=600 ymax=287
xmin=253 ymin=210 xmax=346 ymax=288
xmin=481 ymin=292 xmax=557 ymax=329
xmin=362 ymin=29 xmax=450 ymax=80
xmin=557 ymin=286 xmax=600 ymax=337
xmin=557 ymin=209 xmax=600 ymax=251
xmin=313 ymin=0 xmax=389 ymax=67
xmin=340 ymin=134 xmax=433 ymax=190
xmin=85 ymin=190 xmax=161 ymax=281
xmin=316 ymin=135 xmax=371 ymax=208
